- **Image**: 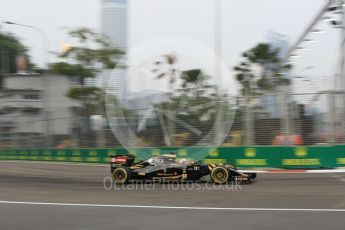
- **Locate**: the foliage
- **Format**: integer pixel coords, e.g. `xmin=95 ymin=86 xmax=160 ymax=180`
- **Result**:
xmin=67 ymin=86 xmax=102 ymax=100
xmin=51 ymin=62 xmax=94 ymax=79
xmin=152 ymin=53 xmax=179 ymax=96
xmin=0 ymin=32 xmax=27 ymax=53
xmin=180 ymin=69 xmax=215 ymax=98
xmin=50 ymin=27 xmax=125 ymax=147
xmin=51 ymin=27 xmax=124 ymax=83
xmin=51 ymin=27 xmax=124 ymax=114
xmin=67 ymin=87 xmax=104 ymax=115
xmin=233 ymin=43 xmax=291 ymax=96
xmin=147 ymin=54 xmax=231 ymax=146
xmin=0 ymin=32 xmax=33 ymax=88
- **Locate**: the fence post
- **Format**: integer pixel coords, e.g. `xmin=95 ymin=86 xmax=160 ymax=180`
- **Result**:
xmin=328 ymin=91 xmax=335 ymax=143
xmin=244 ymin=95 xmax=254 ymax=145
xmin=279 ymin=93 xmax=291 ymax=145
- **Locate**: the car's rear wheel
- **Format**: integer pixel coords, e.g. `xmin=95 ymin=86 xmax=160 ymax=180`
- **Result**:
xmin=211 ymin=166 xmax=229 ymax=184
xmin=112 ymin=167 xmax=131 ymax=184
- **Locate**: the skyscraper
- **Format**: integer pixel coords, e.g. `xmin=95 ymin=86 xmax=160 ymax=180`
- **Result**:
xmin=101 ymin=0 xmax=128 ymax=50
xmin=100 ymin=0 xmax=128 ymax=99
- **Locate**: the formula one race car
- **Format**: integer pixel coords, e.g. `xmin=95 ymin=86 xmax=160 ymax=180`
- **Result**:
xmin=110 ymin=154 xmax=256 ymax=184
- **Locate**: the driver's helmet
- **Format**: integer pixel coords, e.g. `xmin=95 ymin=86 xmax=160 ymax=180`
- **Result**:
xmin=179 ymin=158 xmax=187 ymax=164
xmin=147 ymin=158 xmax=154 ymax=164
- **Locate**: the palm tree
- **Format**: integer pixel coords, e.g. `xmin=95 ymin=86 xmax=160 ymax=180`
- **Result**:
xmin=152 ymin=53 xmax=179 ymax=97
xmin=233 ymin=43 xmax=292 ymax=145
xmin=151 ymin=53 xmax=179 ymax=146
xmin=234 ymin=43 xmax=291 ymax=96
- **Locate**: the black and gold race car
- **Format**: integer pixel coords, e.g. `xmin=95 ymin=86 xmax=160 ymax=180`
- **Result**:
xmin=110 ymin=154 xmax=256 ymax=184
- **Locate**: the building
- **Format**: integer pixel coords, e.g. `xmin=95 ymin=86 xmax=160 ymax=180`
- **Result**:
xmin=101 ymin=0 xmax=128 ymax=50
xmin=0 ymin=73 xmax=81 ymax=148
xmin=99 ymin=0 xmax=128 ymax=100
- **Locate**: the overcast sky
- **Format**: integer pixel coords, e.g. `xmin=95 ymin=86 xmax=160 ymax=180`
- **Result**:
xmin=0 ymin=0 xmax=340 ymax=94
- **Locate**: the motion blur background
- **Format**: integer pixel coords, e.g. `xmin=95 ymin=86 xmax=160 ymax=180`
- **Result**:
xmin=1 ymin=0 xmax=345 ymax=149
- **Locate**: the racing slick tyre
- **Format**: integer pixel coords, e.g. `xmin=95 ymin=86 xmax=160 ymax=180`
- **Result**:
xmin=210 ymin=166 xmax=230 ymax=184
xmin=112 ymin=166 xmax=131 ymax=184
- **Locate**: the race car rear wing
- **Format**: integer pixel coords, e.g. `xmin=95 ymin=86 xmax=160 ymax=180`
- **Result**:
xmin=110 ymin=154 xmax=135 ymax=166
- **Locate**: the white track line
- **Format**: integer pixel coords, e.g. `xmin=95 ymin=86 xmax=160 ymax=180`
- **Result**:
xmin=307 ymin=169 xmax=345 ymax=173
xmin=330 ymin=173 xmax=345 ymax=183
xmin=240 ymin=169 xmax=345 ymax=174
xmin=0 ymin=201 xmax=345 ymax=212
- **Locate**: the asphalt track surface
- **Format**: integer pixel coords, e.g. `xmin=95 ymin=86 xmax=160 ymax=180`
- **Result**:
xmin=1 ymin=161 xmax=345 ymax=230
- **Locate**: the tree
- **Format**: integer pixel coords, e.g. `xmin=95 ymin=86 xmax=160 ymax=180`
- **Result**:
xmin=0 ymin=32 xmax=33 ymax=88
xmin=66 ymin=87 xmax=104 ymax=115
xmin=180 ymin=69 xmax=215 ymax=98
xmin=152 ymin=53 xmax=179 ymax=97
xmin=51 ymin=28 xmax=124 ymax=84
xmin=233 ymin=43 xmax=291 ymax=96
xmin=51 ymin=27 xmax=124 ymax=146
xmin=151 ymin=53 xmax=179 ymax=145
xmin=233 ymin=43 xmax=292 ymax=145
xmin=149 ymin=53 xmax=229 ymax=146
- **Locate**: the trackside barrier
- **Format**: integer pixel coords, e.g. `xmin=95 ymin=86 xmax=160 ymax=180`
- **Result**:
xmin=1 ymin=146 xmax=345 ymax=169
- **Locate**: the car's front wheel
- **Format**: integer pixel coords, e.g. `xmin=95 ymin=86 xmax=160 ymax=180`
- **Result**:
xmin=112 ymin=167 xmax=131 ymax=184
xmin=210 ymin=166 xmax=229 ymax=184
